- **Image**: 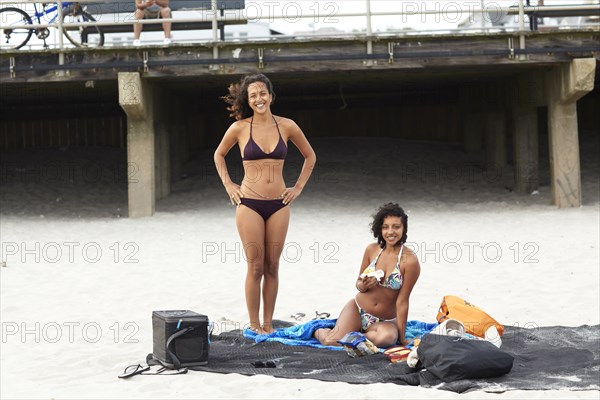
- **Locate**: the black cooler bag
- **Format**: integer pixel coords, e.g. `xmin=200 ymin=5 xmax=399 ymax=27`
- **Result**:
xmin=418 ymin=333 xmax=514 ymax=382
xmin=152 ymin=310 xmax=209 ymax=368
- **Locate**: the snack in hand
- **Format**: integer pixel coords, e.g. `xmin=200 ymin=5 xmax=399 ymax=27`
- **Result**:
xmin=359 ymin=269 xmax=385 ymax=282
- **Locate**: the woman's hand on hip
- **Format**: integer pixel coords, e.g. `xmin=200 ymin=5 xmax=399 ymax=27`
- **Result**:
xmin=225 ymin=183 xmax=242 ymax=206
xmin=281 ymin=186 xmax=302 ymax=205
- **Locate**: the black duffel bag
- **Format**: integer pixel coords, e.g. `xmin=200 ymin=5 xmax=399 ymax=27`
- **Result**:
xmin=418 ymin=333 xmax=514 ymax=382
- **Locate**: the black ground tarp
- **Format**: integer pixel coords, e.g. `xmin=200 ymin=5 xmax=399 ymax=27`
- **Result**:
xmin=190 ymin=322 xmax=600 ymax=393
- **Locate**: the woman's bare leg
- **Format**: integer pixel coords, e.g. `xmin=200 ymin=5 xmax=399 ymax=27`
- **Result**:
xmin=236 ymin=205 xmax=266 ymax=332
xmin=365 ymin=321 xmax=399 ymax=347
xmin=314 ymin=299 xmax=362 ymax=346
xmin=262 ymin=206 xmax=290 ymax=332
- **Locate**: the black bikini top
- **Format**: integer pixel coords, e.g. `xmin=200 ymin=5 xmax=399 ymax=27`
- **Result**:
xmin=242 ymin=116 xmax=287 ymax=161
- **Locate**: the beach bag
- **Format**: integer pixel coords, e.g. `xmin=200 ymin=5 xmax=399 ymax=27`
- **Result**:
xmin=418 ymin=333 xmax=514 ymax=382
xmin=119 ymin=310 xmax=209 ymax=379
xmin=436 ymin=295 xmax=504 ymax=338
xmin=150 ymin=310 xmax=210 ymax=369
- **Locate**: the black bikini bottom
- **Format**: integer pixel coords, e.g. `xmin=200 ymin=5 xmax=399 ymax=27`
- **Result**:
xmin=239 ymin=198 xmax=287 ymax=221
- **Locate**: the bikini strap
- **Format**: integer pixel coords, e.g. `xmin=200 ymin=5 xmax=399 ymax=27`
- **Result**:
xmin=374 ymin=247 xmax=384 ymax=262
xmin=249 ymin=116 xmax=254 ymax=138
xmin=272 ymin=116 xmax=282 ymax=138
xmin=396 ymin=245 xmax=404 ymax=263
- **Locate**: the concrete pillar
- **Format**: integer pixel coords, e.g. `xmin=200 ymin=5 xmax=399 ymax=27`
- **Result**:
xmin=484 ymin=111 xmax=506 ymax=172
xmin=118 ymin=72 xmax=155 ymax=218
xmin=546 ymin=58 xmax=596 ymax=207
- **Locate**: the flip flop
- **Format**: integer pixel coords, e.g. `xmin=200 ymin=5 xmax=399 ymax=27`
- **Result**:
xmin=314 ymin=311 xmax=331 ymax=320
xmin=290 ymin=312 xmax=306 ymax=321
xmin=144 ymin=366 xmax=188 ymax=375
xmin=118 ymin=364 xmax=150 ymax=379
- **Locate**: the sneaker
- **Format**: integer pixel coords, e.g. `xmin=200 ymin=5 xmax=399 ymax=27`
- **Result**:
xmin=163 ymin=38 xmax=172 ymax=45
xmin=133 ymin=39 xmax=141 ymax=46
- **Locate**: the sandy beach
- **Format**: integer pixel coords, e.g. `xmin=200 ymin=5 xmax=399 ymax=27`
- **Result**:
xmin=1 ymin=132 xmax=598 ymax=399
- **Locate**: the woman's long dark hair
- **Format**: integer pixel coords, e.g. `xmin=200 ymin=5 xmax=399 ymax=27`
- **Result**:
xmin=222 ymin=74 xmax=276 ymax=120
xmin=370 ymin=203 xmax=408 ymax=248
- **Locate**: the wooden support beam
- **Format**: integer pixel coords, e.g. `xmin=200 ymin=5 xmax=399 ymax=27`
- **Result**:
xmin=463 ymin=112 xmax=483 ymax=154
xmin=118 ymin=73 xmax=147 ymax=120
xmin=546 ymin=58 xmax=596 ymax=208
xmin=560 ymin=58 xmax=596 ymax=104
xmin=511 ymin=72 xmax=542 ymax=194
xmin=548 ymin=100 xmax=581 ymax=207
xmin=514 ymin=73 xmax=546 ymax=108
xmin=155 ymin=122 xmax=170 ymax=200
xmin=484 ymin=111 xmax=507 ymax=172
xmin=459 ymin=85 xmax=486 ymax=154
xmin=513 ymin=106 xmax=539 ymax=194
xmin=118 ymin=72 xmax=156 ymax=218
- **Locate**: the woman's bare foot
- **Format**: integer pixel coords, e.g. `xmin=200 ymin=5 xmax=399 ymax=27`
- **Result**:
xmin=261 ymin=323 xmax=276 ymax=334
xmin=313 ymin=328 xmax=331 ymax=343
xmin=248 ymin=323 xmax=262 ymax=333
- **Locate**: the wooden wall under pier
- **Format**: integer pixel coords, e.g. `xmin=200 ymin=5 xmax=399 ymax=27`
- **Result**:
xmin=0 ymin=115 xmax=126 ymax=150
xmin=1 ymin=82 xmax=598 ymax=152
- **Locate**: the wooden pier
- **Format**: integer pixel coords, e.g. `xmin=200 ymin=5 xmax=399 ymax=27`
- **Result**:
xmin=1 ymin=28 xmax=598 ymax=216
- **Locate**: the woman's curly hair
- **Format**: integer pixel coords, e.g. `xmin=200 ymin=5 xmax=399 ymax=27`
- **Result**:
xmin=222 ymin=74 xmax=276 ymax=120
xmin=370 ymin=203 xmax=408 ymax=248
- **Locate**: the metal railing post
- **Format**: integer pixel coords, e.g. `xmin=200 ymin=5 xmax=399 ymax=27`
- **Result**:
xmin=57 ymin=0 xmax=65 ymax=66
xmin=518 ymin=0 xmax=526 ymax=60
xmin=211 ymin=0 xmax=219 ymax=59
xmin=365 ymin=0 xmax=373 ymax=67
xmin=480 ymin=0 xmax=486 ymax=29
xmin=365 ymin=0 xmax=373 ymax=64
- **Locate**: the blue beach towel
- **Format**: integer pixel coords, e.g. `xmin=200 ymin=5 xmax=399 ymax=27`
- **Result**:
xmin=244 ymin=319 xmax=341 ymax=350
xmin=405 ymin=320 xmax=439 ymax=347
xmin=243 ymin=319 xmax=438 ymax=350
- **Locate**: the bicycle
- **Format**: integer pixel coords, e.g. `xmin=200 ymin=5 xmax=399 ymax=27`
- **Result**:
xmin=0 ymin=2 xmax=104 ymax=50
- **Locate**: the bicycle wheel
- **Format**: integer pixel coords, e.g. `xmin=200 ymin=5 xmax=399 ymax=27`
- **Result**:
xmin=0 ymin=7 xmax=33 ymax=50
xmin=62 ymin=9 xmax=104 ymax=48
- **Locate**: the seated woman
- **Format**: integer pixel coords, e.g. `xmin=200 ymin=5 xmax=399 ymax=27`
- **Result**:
xmin=314 ymin=203 xmax=420 ymax=347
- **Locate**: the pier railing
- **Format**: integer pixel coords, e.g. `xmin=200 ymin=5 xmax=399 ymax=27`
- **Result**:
xmin=0 ymin=0 xmax=598 ymax=52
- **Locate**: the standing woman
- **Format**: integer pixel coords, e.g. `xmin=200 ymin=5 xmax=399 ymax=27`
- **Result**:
xmin=214 ymin=74 xmax=317 ymax=334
